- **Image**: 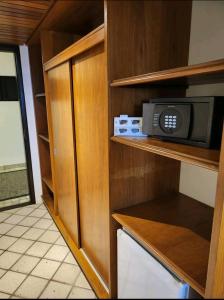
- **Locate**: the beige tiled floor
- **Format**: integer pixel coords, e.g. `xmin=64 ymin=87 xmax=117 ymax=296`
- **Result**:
xmin=0 ymin=202 xmax=96 ymax=299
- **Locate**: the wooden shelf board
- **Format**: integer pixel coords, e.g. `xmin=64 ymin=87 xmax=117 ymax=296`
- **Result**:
xmin=35 ymin=93 xmax=45 ymax=98
xmin=112 ymin=193 xmax=214 ymax=296
xmin=42 ymin=176 xmax=53 ymax=192
xmin=111 ymin=58 xmax=224 ymax=87
xmin=111 ymin=136 xmax=220 ymax=171
xmin=38 ymin=134 xmax=49 ymax=143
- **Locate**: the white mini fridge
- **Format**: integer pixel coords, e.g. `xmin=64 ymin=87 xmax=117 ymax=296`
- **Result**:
xmin=117 ymin=229 xmax=191 ymax=299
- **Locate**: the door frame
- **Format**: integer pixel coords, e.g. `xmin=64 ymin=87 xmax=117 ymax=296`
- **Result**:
xmin=0 ymin=44 xmax=35 ymax=207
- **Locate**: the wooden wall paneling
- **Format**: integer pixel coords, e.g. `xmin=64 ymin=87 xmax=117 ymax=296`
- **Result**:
xmin=40 ymin=30 xmax=81 ymax=64
xmin=47 ymin=62 xmax=80 ymax=247
xmin=28 ymin=43 xmax=44 ymax=94
xmin=72 ymin=43 xmax=110 ymax=286
xmin=34 ymin=99 xmax=48 ymax=136
xmin=44 ymin=25 xmax=104 ymax=72
xmin=0 ymin=0 xmax=53 ymax=45
xmin=105 ymin=0 xmax=192 ymax=80
xmin=205 ymin=126 xmax=224 ymax=298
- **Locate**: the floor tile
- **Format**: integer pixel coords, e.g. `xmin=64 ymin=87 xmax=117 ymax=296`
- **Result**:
xmin=48 ymin=223 xmax=58 ymax=231
xmin=68 ymin=287 xmax=96 ymax=299
xmin=42 ymin=212 xmax=52 ymax=220
xmin=15 ymin=207 xmax=35 ymax=216
xmin=53 ymin=263 xmax=80 ymax=285
xmin=38 ymin=230 xmax=60 ymax=244
xmin=4 ymin=215 xmax=25 ymax=225
xmin=75 ymin=272 xmax=91 ymax=290
xmin=0 ymin=213 xmax=11 ymax=223
xmin=0 ymin=203 xmax=95 ymax=299
xmin=55 ymin=236 xmax=67 ymax=246
xmin=0 ymin=271 xmax=26 ymax=294
xmin=12 ymin=255 xmax=40 ymax=274
xmin=64 ymin=252 xmax=78 ymax=265
xmin=33 ymin=219 xmax=52 ymax=230
xmin=0 ymin=292 xmax=10 ymax=298
xmin=18 ymin=216 xmax=39 ymax=227
xmin=0 ymin=223 xmax=14 ymax=235
xmin=44 ymin=245 xmax=69 ymax=262
xmin=0 ymin=269 xmax=6 ymax=278
xmin=0 ymin=252 xmax=21 ymax=269
xmin=29 ymin=209 xmax=46 ymax=218
xmin=38 ymin=204 xmax=46 ymax=210
xmin=8 ymin=238 xmax=34 ymax=254
xmin=0 ymin=236 xmax=18 ymax=250
xmin=15 ymin=276 xmax=48 ymax=299
xmin=26 ymin=241 xmax=51 ymax=258
xmin=6 ymin=226 xmax=29 ymax=238
xmin=40 ymin=281 xmax=72 ymax=299
xmin=31 ymin=259 xmax=60 ymax=279
xmin=22 ymin=228 xmax=45 ymax=241
xmin=5 ymin=207 xmax=20 ymax=214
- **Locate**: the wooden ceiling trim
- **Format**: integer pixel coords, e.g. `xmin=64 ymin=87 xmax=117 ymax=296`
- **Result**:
xmin=1 ymin=0 xmax=51 ymax=10
xmin=0 ymin=16 xmax=38 ymax=28
xmin=0 ymin=24 xmax=33 ymax=34
xmin=0 ymin=0 xmax=53 ymax=44
xmin=0 ymin=5 xmax=43 ymax=18
xmin=0 ymin=9 xmax=42 ymax=20
xmin=27 ymin=0 xmax=104 ymax=44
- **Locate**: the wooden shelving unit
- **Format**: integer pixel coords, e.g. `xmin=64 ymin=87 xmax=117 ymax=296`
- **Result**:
xmin=113 ymin=192 xmax=214 ymax=296
xmin=42 ymin=188 xmax=54 ymax=213
xmin=111 ymin=136 xmax=220 ymax=171
xmin=27 ymin=0 xmax=224 ymax=298
xmin=42 ymin=175 xmax=53 ymax=192
xmin=29 ymin=43 xmax=55 ymax=209
xmin=111 ymin=58 xmax=224 ymax=87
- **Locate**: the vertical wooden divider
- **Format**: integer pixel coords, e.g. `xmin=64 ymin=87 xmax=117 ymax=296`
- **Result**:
xmin=206 ymin=126 xmax=224 ymax=298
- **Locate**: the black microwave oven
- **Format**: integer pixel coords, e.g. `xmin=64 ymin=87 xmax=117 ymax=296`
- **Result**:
xmin=142 ymin=97 xmax=224 ymax=148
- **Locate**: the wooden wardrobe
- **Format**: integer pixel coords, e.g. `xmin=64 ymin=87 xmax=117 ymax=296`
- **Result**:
xmin=28 ymin=0 xmax=224 ymax=298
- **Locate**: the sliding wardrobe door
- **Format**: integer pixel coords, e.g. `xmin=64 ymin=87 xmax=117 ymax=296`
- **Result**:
xmin=47 ymin=61 xmax=79 ymax=246
xmin=73 ymin=43 xmax=109 ymax=284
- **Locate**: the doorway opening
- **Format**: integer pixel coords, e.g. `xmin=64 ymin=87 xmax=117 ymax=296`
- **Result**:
xmin=0 ymin=44 xmax=35 ymax=211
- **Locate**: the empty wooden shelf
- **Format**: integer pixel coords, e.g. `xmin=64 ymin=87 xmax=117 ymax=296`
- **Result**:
xmin=111 ymin=136 xmax=220 ymax=171
xmin=113 ymin=193 xmax=214 ymax=296
xmin=111 ymin=58 xmax=224 ymax=87
xmin=42 ymin=175 xmax=53 ymax=192
xmin=35 ymin=93 xmax=45 ymax=98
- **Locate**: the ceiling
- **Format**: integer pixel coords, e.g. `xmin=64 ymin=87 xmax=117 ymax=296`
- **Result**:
xmin=0 ymin=0 xmax=53 ymax=45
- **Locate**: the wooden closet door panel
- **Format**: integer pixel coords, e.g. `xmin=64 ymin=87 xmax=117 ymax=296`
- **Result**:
xmin=73 ymin=43 xmax=110 ymax=285
xmin=47 ymin=62 xmax=79 ymax=246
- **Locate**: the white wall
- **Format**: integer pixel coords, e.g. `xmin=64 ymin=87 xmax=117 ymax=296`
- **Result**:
xmin=0 ymin=102 xmax=26 ymax=165
xmin=179 ymin=1 xmax=224 ymax=208
xmin=0 ymin=51 xmax=26 ymax=166
xmin=19 ymin=45 xmax=42 ymax=203
xmin=0 ymin=52 xmax=16 ymax=76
